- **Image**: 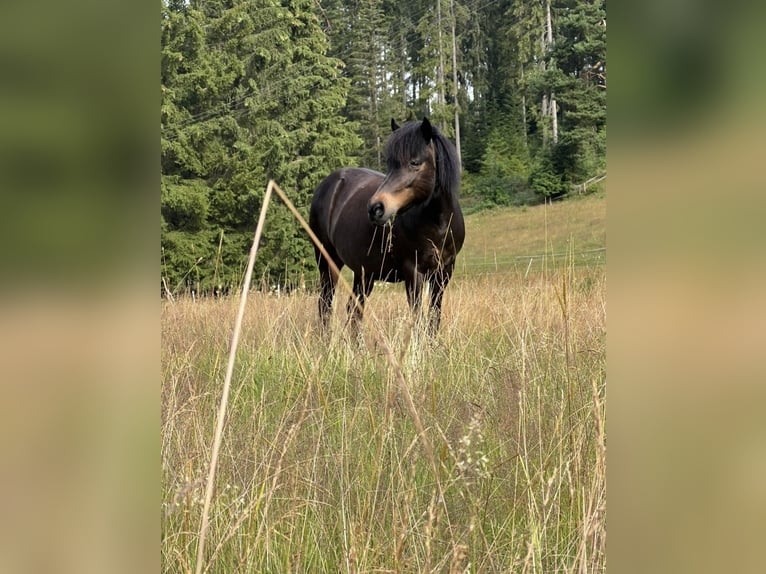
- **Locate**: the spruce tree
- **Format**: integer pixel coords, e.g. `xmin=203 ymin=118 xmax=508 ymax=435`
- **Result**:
xmin=161 ymin=0 xmax=360 ymax=294
xmin=549 ymin=0 xmax=606 ymax=184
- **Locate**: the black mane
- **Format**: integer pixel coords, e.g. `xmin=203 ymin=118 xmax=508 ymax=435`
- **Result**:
xmin=384 ymin=120 xmax=460 ymax=198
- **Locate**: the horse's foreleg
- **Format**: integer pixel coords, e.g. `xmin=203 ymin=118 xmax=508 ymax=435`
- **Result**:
xmin=427 ymin=270 xmax=452 ymax=335
xmin=405 ymin=275 xmax=424 ymax=315
xmin=405 ymin=273 xmax=432 ymax=332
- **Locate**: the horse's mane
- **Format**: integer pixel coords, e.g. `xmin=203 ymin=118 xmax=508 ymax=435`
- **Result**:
xmin=385 ymin=120 xmax=461 ymax=198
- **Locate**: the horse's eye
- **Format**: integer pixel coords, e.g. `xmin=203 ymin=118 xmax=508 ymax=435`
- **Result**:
xmin=409 ymin=160 xmax=422 ymax=169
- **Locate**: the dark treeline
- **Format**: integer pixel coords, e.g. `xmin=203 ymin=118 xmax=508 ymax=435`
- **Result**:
xmin=161 ymin=0 xmax=605 ymax=295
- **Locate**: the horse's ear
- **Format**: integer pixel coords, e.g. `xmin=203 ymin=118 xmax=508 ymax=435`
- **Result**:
xmin=420 ymin=117 xmax=433 ymax=142
xmin=391 ymin=118 xmax=400 ymax=132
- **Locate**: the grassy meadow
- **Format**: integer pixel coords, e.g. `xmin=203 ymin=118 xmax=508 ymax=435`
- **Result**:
xmin=161 ymin=195 xmax=606 ymax=573
xmin=458 ymin=192 xmax=606 ymax=276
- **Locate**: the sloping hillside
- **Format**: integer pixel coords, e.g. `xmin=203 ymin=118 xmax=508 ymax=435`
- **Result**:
xmin=457 ymin=193 xmax=606 ymax=276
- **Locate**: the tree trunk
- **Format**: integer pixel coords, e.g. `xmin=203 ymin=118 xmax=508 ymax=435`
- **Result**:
xmin=450 ymin=0 xmax=461 ymax=168
xmin=401 ymin=27 xmax=408 ymax=111
xmin=369 ymin=27 xmax=380 ymax=165
xmin=546 ymin=0 xmax=558 ymax=144
xmin=520 ymin=63 xmax=528 ymax=147
xmin=437 ymin=0 xmax=446 ymax=130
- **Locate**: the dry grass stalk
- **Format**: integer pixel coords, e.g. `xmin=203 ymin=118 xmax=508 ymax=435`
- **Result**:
xmin=268 ymin=181 xmax=456 ymax=549
xmin=193 ymin=182 xmax=273 ymax=574
xmin=193 ymin=180 xmax=460 ymax=573
xmin=163 ymin=189 xmax=606 ymax=573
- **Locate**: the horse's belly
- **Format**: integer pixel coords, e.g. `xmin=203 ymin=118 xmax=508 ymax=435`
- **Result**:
xmin=342 ymin=248 xmax=402 ymax=283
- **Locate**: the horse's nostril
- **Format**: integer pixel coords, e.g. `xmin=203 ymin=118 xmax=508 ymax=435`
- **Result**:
xmin=368 ymin=201 xmax=385 ymax=222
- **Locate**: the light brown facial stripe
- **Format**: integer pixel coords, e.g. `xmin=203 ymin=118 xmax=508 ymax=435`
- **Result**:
xmin=370 ymin=187 xmax=417 ymax=219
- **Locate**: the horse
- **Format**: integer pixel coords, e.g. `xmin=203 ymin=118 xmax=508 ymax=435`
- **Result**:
xmin=309 ymin=117 xmax=464 ymax=334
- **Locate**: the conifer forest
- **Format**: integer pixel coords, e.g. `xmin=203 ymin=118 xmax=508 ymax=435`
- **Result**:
xmin=161 ymin=0 xmax=606 ymax=294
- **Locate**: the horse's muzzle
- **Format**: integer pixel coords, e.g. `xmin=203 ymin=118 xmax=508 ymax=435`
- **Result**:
xmin=368 ymin=201 xmax=386 ymax=225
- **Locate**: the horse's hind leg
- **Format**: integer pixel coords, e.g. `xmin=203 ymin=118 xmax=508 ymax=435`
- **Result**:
xmin=318 ymin=267 xmax=335 ymax=329
xmin=317 ymin=249 xmax=342 ymax=330
xmin=347 ymin=272 xmax=374 ymax=328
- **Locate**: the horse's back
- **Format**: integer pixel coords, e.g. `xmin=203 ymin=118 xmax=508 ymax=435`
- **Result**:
xmin=312 ymin=167 xmax=382 ymax=197
xmin=311 ymin=167 xmax=382 ymax=216
xmin=310 ymin=167 xmax=385 ymax=262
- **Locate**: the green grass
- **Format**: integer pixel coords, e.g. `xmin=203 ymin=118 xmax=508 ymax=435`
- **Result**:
xmin=162 ymin=243 xmax=606 ymax=572
xmin=457 ymin=192 xmax=606 ymax=276
xmin=330 ymin=193 xmax=605 ymax=288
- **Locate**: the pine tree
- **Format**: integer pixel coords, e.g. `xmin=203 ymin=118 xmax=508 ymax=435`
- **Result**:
xmin=160 ymin=0 xmax=608 ymax=293
xmin=549 ymin=0 xmax=606 ymax=183
xmin=324 ymin=0 xmax=388 ymax=168
xmin=161 ymin=0 xmax=360 ymax=294
xmin=378 ymin=1 xmax=413 ymax=129
xmin=414 ymin=0 xmax=452 ymax=134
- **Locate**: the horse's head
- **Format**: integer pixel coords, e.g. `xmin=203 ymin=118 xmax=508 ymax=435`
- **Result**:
xmin=368 ymin=118 xmax=437 ymax=225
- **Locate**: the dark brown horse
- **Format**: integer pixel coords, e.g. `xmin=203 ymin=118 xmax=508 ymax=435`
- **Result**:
xmin=309 ymin=118 xmax=464 ymax=333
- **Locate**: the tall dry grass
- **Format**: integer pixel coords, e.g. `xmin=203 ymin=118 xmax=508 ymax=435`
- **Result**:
xmin=161 ymin=263 xmax=605 ymax=573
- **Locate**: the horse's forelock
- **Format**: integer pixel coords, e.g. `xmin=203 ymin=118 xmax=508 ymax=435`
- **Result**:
xmin=385 ymin=122 xmax=460 ymax=197
xmin=385 ymin=122 xmax=428 ymax=168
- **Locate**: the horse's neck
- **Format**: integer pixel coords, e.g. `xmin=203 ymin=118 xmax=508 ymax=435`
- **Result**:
xmin=415 ymin=183 xmax=460 ymax=232
xmin=437 ymin=180 xmax=462 ymax=214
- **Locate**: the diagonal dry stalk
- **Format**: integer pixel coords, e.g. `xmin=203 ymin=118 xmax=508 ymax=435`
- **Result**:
xmin=193 ymin=181 xmax=273 ymax=574
xmin=268 ymin=183 xmax=452 ymax=538
xmin=193 ymin=180 xmax=454 ymax=574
